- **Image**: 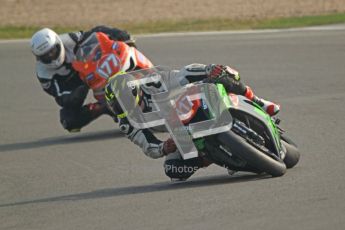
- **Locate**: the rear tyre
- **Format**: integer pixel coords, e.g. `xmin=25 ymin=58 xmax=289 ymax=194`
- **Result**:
xmin=216 ymin=131 xmax=286 ymax=177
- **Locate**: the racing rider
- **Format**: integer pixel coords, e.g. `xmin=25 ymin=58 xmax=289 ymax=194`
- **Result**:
xmin=30 ymin=26 xmax=134 ymax=132
xmin=105 ymin=63 xmax=280 ymax=180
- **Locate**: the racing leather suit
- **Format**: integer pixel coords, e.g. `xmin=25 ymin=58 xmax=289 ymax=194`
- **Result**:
xmin=35 ymin=26 xmax=132 ymax=131
xmin=108 ymin=63 xmax=247 ymax=180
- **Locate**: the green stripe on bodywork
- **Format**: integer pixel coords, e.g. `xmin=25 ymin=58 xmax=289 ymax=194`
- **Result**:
xmin=216 ymin=84 xmax=231 ymax=108
xmin=254 ymin=106 xmax=281 ymax=149
xmin=194 ymin=138 xmax=206 ymax=151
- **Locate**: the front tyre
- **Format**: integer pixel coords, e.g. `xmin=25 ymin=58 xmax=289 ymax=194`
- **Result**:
xmin=282 ymin=140 xmax=300 ymax=168
xmin=281 ymin=134 xmax=298 ymax=148
xmin=216 ymin=131 xmax=287 ymax=177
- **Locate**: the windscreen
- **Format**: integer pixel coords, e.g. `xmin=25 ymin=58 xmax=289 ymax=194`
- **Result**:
xmin=75 ymin=33 xmax=102 ymax=62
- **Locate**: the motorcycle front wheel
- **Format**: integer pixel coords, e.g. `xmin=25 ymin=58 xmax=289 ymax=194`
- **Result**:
xmin=216 ymin=131 xmax=287 ymax=177
xmin=281 ymin=140 xmax=300 ymax=168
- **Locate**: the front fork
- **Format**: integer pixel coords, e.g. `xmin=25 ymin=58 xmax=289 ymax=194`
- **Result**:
xmin=232 ymin=120 xmax=265 ymax=146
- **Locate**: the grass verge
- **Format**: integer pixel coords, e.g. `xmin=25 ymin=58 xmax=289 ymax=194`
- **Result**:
xmin=1 ymin=13 xmax=345 ymax=39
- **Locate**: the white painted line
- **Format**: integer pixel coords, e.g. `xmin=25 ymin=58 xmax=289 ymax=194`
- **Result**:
xmin=1 ymin=24 xmax=345 ymax=44
xmin=0 ymin=38 xmax=29 ymax=44
xmin=137 ymin=24 xmax=345 ymax=38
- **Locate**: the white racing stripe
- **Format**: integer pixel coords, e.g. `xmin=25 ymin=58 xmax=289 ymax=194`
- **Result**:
xmin=54 ymin=80 xmax=71 ymax=96
xmin=1 ymin=24 xmax=345 ymax=44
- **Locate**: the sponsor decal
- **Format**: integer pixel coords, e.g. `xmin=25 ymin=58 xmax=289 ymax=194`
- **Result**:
xmin=96 ymin=54 xmax=120 ymax=79
xmin=112 ymin=42 xmax=118 ymax=50
xmin=86 ymin=73 xmax=94 ymax=81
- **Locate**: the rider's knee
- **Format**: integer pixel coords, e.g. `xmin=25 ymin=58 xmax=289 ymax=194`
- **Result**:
xmin=59 ymin=108 xmax=82 ymax=132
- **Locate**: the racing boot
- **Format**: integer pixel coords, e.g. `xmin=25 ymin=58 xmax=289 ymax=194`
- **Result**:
xmin=244 ymin=86 xmax=280 ymax=116
xmin=87 ymin=102 xmax=119 ymax=122
xmin=87 ymin=102 xmax=112 ymax=117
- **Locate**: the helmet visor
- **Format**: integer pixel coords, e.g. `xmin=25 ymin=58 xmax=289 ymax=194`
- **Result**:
xmin=37 ymin=43 xmax=61 ymax=64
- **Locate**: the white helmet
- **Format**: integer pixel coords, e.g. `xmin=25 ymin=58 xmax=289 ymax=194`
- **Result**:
xmin=31 ymin=28 xmax=65 ymax=68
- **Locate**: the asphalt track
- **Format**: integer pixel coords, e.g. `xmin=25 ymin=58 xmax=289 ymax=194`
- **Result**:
xmin=1 ymin=26 xmax=345 ymax=230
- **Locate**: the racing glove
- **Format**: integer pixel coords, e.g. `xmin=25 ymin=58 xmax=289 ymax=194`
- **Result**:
xmin=205 ymin=64 xmax=240 ymax=80
xmin=205 ymin=64 xmax=244 ymax=94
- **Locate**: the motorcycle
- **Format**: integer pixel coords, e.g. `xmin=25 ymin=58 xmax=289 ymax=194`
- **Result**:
xmin=108 ymin=67 xmax=300 ymax=177
xmin=72 ymin=33 xmax=300 ymax=177
xmin=72 ymin=32 xmax=153 ymax=103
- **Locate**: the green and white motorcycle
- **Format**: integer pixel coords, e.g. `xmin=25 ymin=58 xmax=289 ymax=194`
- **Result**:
xmin=110 ymin=67 xmax=300 ymax=177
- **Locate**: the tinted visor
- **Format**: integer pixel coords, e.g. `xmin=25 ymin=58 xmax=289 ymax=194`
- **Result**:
xmin=37 ymin=43 xmax=61 ymax=64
